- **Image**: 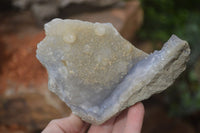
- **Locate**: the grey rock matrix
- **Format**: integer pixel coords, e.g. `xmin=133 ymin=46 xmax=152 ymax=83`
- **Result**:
xmin=36 ymin=19 xmax=190 ymax=124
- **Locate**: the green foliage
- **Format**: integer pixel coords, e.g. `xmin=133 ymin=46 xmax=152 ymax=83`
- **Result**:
xmin=139 ymin=0 xmax=200 ymax=116
xmin=166 ymin=70 xmax=200 ymax=116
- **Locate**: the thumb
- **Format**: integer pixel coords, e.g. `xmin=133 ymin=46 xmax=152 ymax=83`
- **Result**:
xmin=42 ymin=113 xmax=90 ymax=133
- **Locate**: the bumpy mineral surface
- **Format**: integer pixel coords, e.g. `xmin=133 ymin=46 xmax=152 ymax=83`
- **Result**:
xmin=36 ymin=18 xmax=190 ymax=124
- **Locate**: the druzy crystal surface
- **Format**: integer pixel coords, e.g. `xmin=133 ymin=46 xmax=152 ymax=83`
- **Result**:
xmin=36 ymin=18 xmax=190 ymax=124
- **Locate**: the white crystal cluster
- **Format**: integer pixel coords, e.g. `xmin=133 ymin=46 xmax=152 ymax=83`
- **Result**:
xmin=36 ymin=19 xmax=190 ymax=124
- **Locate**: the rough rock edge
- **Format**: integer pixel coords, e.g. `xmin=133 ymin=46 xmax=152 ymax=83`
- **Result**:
xmin=70 ymin=35 xmax=190 ymax=124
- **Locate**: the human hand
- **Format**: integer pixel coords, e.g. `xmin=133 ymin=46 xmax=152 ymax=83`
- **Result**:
xmin=42 ymin=102 xmax=145 ymax=133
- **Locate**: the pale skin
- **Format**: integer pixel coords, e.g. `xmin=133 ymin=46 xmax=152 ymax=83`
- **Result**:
xmin=42 ymin=102 xmax=145 ymax=133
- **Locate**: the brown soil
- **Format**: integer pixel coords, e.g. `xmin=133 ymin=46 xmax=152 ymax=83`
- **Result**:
xmin=0 ymin=11 xmax=48 ymax=93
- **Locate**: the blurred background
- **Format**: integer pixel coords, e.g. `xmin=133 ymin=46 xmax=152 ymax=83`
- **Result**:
xmin=0 ymin=0 xmax=200 ymax=132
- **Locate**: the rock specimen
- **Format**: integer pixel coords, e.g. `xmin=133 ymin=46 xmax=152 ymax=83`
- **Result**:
xmin=36 ymin=18 xmax=190 ymax=124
